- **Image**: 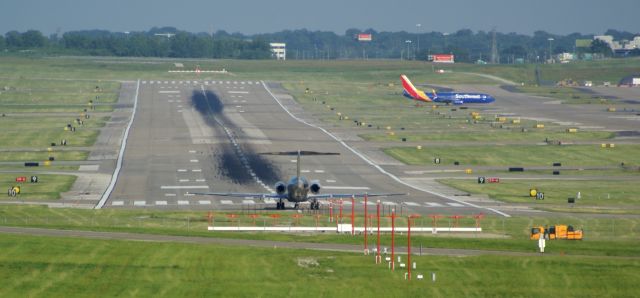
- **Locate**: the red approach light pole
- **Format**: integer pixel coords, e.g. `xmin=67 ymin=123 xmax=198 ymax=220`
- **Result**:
xmin=339 ymin=199 xmax=343 ymax=222
xmin=351 ymin=196 xmax=355 ymax=236
xmin=364 ymin=194 xmax=368 ymax=252
xmin=376 ymin=200 xmax=381 ymax=264
xmin=329 ymin=202 xmax=333 ymax=223
xmin=407 ymin=214 xmax=421 ymax=281
xmin=391 ymin=208 xmax=396 ymax=271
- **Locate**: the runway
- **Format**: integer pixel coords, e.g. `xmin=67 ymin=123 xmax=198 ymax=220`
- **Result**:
xmin=106 ymin=80 xmax=501 ymax=216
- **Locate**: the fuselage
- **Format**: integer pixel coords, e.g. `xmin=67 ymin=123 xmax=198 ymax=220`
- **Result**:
xmin=403 ymin=90 xmax=495 ymax=105
xmin=286 ymin=176 xmax=309 ymax=202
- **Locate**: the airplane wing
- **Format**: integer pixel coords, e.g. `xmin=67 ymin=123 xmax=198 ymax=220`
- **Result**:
xmin=308 ymin=193 xmax=406 ymax=199
xmin=189 ymin=192 xmax=287 ymax=199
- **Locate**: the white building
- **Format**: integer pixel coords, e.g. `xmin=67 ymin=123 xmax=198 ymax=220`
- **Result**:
xmin=594 ymin=35 xmax=640 ymax=50
xmin=270 ymin=43 xmax=286 ymax=60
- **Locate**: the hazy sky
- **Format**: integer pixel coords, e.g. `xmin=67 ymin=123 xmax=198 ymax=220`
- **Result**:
xmin=2 ymin=0 xmax=638 ymax=36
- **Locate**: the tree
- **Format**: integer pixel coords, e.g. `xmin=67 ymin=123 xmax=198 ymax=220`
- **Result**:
xmin=590 ymin=39 xmax=613 ymax=57
xmin=5 ymin=31 xmax=22 ymax=48
xmin=0 ymin=35 xmax=5 ymax=49
xmin=21 ymin=30 xmax=47 ymax=48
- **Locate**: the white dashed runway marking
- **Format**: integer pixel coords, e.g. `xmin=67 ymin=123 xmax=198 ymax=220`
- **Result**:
xmin=111 ymin=201 xmax=124 ymax=206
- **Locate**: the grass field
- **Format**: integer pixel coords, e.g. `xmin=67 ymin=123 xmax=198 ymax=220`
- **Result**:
xmin=384 ymin=144 xmax=640 ymax=167
xmin=0 ymin=233 xmax=638 ymax=297
xmin=0 ymin=116 xmax=105 ymax=148
xmin=440 ymin=179 xmax=640 ymax=208
xmin=0 ymin=150 xmax=89 ymax=161
xmin=360 ymin=130 xmax=614 ymax=142
xmin=0 ymin=174 xmax=76 ymax=200
xmin=1 ymin=205 xmax=639 ymax=256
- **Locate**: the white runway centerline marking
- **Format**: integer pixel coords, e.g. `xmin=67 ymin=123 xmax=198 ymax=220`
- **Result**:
xmin=160 ymin=185 xmax=209 ymax=189
xmin=314 ymin=170 xmax=325 ymax=173
xmin=177 ymin=200 xmax=189 ymax=205
xmin=426 ymin=202 xmax=444 ymax=207
xmin=195 ymin=179 xmax=206 ymax=182
xmin=164 ymin=193 xmax=177 ymax=197
xmin=177 ymin=169 xmax=188 ymax=172
xmin=192 ymin=169 xmax=202 ymax=172
xmin=178 ymin=179 xmax=190 ymax=182
xmin=190 ymin=159 xmax=199 ymax=163
xmin=155 ymin=201 xmax=168 ymax=206
xmin=242 ymin=200 xmax=255 ymax=204
xmin=159 ymin=90 xmax=180 ymax=94
xmin=199 ymin=200 xmax=212 ymax=205
xmin=134 ymin=201 xmax=146 ymax=206
xmin=228 ymin=91 xmax=249 ymax=94
xmin=111 ymin=201 xmax=124 ymax=206
xmin=325 ymin=179 xmax=336 ymax=183
xmin=404 ymin=202 xmax=420 ymax=206
xmin=447 ymin=202 xmax=465 ymax=207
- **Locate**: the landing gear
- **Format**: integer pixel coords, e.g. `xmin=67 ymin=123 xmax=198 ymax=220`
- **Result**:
xmin=310 ymin=199 xmax=320 ymax=210
xmin=276 ymin=200 xmax=285 ymax=210
xmin=294 ymin=203 xmax=299 ymax=209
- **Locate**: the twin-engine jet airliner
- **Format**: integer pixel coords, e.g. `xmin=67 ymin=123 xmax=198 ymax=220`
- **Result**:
xmin=401 ymin=74 xmax=495 ymax=105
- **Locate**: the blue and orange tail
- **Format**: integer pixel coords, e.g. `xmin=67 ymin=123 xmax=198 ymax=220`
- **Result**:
xmin=400 ymin=75 xmax=431 ymax=102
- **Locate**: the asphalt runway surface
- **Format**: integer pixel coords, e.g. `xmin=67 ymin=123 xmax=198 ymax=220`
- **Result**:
xmin=106 ymin=80 xmax=500 ymax=216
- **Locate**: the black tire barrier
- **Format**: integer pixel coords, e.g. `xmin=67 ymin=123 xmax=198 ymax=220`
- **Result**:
xmin=49 ymin=157 xmax=55 ymax=161
xmin=553 ymin=162 xmax=561 ymax=167
xmin=51 ymin=143 xmax=56 ymax=147
xmin=401 ymin=138 xmax=407 ymax=142
xmin=454 ymin=161 xmax=460 ymax=166
xmin=509 ymin=167 xmax=524 ymax=172
xmin=24 ymin=162 xmax=39 ymax=167
xmin=553 ymin=171 xmax=560 ymax=175
xmin=568 ymin=198 xmax=575 ymax=204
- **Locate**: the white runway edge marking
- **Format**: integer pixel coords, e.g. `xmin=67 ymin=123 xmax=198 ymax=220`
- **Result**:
xmin=96 ymin=80 xmax=140 ymax=209
xmin=260 ymin=81 xmax=510 ymax=218
xmin=160 ymin=185 xmax=209 ymax=189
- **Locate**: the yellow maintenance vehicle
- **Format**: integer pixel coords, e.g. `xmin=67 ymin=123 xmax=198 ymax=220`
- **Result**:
xmin=530 ymin=225 xmax=583 ymax=240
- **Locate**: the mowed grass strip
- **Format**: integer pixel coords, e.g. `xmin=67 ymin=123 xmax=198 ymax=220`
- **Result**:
xmin=0 ymin=233 xmax=638 ymax=297
xmin=1 ymin=206 xmax=639 ymax=256
xmin=0 ymin=151 xmax=89 ymax=161
xmin=0 ymin=116 xmax=105 ymax=148
xmin=440 ymin=179 xmax=640 ymax=207
xmin=384 ymin=144 xmax=639 ymax=166
xmin=361 ymin=130 xmax=614 ymax=142
xmin=0 ymin=174 xmax=76 ymax=200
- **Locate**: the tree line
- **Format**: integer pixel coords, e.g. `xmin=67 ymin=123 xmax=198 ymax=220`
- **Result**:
xmin=1 ymin=27 xmax=637 ymax=62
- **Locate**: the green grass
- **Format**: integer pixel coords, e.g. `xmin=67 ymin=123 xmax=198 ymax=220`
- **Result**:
xmin=0 ymin=150 xmax=89 ymax=161
xmin=384 ymin=144 xmax=640 ymax=167
xmin=361 ymin=130 xmax=614 ymax=142
xmin=1 ymin=205 xmax=639 ymax=257
xmin=0 ymin=116 xmax=105 ymax=148
xmin=0 ymin=174 xmax=76 ymax=200
xmin=440 ymin=179 xmax=640 ymax=208
xmin=514 ymin=85 xmax=613 ymax=104
xmin=0 ymin=233 xmax=638 ymax=297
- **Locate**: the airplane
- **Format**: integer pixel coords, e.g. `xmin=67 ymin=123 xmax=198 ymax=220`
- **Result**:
xmin=191 ymin=150 xmax=403 ymax=210
xmin=400 ymin=74 xmax=495 ymax=105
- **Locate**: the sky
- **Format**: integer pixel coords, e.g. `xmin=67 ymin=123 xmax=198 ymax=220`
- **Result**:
xmin=1 ymin=0 xmax=638 ymax=36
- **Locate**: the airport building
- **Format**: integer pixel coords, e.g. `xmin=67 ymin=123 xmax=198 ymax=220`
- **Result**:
xmin=270 ymin=43 xmax=286 ymax=60
xmin=594 ymin=35 xmax=640 ymax=51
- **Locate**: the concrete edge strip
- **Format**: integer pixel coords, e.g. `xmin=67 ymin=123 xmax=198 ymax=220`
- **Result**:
xmin=95 ymin=79 xmax=140 ymax=209
xmin=260 ymin=81 xmax=510 ymax=218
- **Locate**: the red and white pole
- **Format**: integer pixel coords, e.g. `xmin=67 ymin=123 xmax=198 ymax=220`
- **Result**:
xmin=391 ymin=208 xmax=395 ymax=271
xmin=376 ymin=200 xmax=381 ymax=264
xmin=408 ymin=216 xmax=411 ymax=280
xmin=364 ymin=194 xmax=368 ymax=251
xmin=351 ymin=196 xmax=355 ymax=236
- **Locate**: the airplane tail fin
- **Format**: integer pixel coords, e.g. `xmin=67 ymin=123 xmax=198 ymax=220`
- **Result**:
xmin=400 ymin=75 xmax=431 ymax=102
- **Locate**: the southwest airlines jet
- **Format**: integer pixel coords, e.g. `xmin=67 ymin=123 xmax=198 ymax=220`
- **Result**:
xmin=400 ymin=74 xmax=495 ymax=105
